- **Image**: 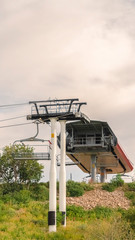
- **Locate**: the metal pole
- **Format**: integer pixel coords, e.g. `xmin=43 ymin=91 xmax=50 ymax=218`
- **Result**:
xmin=48 ymin=118 xmax=57 ymax=232
xmin=91 ymin=154 xmax=97 ymax=183
xmin=100 ymin=167 xmax=106 ymax=183
xmin=59 ymin=120 xmax=66 ymax=226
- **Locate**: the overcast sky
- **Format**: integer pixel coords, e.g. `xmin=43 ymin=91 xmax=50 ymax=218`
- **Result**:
xmin=0 ymin=0 xmax=135 ymax=180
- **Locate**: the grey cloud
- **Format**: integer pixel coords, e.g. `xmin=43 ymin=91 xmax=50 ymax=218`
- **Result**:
xmin=0 ymin=0 xmax=135 ymax=167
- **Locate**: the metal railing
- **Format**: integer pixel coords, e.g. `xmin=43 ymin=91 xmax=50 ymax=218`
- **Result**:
xmin=13 ymin=152 xmax=51 ymax=160
xmin=67 ymin=136 xmax=114 ymax=148
xmin=31 ymin=103 xmax=80 ymax=115
xmin=29 ymin=99 xmax=87 ymax=116
xmin=73 ymin=136 xmax=103 ymax=146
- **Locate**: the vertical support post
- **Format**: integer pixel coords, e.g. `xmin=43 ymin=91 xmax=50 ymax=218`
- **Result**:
xmin=48 ymin=118 xmax=57 ymax=232
xmin=59 ymin=120 xmax=66 ymax=226
xmin=91 ymin=154 xmax=97 ymax=183
xmin=100 ymin=167 xmax=106 ymax=183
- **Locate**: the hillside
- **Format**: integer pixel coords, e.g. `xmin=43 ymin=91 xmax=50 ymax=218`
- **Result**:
xmin=0 ymin=182 xmax=135 ymax=239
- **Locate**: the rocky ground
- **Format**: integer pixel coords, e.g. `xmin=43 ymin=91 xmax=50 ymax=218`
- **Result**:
xmin=66 ymin=185 xmax=131 ymax=210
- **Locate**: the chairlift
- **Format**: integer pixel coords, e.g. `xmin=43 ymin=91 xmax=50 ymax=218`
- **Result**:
xmin=12 ymin=122 xmax=51 ymax=161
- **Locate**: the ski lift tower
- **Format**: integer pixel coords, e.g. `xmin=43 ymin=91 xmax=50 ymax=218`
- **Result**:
xmin=27 ymin=98 xmax=87 ymax=232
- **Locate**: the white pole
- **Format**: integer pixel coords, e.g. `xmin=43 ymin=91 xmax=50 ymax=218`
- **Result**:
xmin=59 ymin=120 xmax=66 ymax=226
xmin=48 ymin=118 xmax=57 ymax=232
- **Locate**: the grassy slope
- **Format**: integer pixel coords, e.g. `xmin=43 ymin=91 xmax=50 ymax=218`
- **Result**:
xmin=0 ymin=182 xmax=135 ymax=240
xmin=0 ymin=203 xmax=135 ymax=239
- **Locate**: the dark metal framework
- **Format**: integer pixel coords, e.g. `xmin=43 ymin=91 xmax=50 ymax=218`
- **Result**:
xmin=27 ymin=99 xmax=87 ymax=122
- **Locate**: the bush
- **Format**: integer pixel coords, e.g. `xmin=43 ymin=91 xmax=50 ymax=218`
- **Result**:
xmin=127 ymin=182 xmax=135 ymax=191
xmin=13 ymin=189 xmax=31 ymax=204
xmin=80 ymin=182 xmax=94 ymax=191
xmin=66 ymin=181 xmax=84 ymax=197
xmin=102 ymin=174 xmax=124 ymax=192
xmin=1 ymin=189 xmax=31 ymax=204
xmin=66 ymin=205 xmax=87 ymax=220
xmin=30 ymin=183 xmax=49 ymax=201
xmin=122 ymin=207 xmax=135 ymax=231
xmin=66 ymin=205 xmax=114 ymax=221
xmin=89 ymin=206 xmax=114 ymax=219
xmin=111 ymin=174 xmax=124 ymax=187
xmin=0 ymin=183 xmax=23 ymax=195
xmin=125 ymin=191 xmax=135 ymax=206
xmin=44 ymin=181 xmax=49 ymax=189
xmin=102 ymin=183 xmax=116 ymax=192
xmin=66 ymin=181 xmax=94 ymax=197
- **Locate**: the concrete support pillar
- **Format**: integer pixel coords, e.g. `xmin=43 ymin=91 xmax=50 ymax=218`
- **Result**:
xmin=91 ymin=155 xmax=97 ymax=183
xmin=59 ymin=120 xmax=66 ymax=226
xmin=48 ymin=118 xmax=57 ymax=232
xmin=100 ymin=167 xmax=106 ymax=183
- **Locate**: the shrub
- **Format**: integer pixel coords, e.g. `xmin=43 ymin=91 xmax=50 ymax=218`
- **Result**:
xmin=102 ymin=174 xmax=124 ymax=192
xmin=80 ymin=182 xmax=94 ymax=191
xmin=125 ymin=191 xmax=135 ymax=206
xmin=66 ymin=180 xmax=84 ymax=197
xmin=127 ymin=182 xmax=135 ymax=191
xmin=66 ymin=205 xmax=87 ymax=220
xmin=30 ymin=183 xmax=49 ymax=201
xmin=1 ymin=183 xmax=23 ymax=195
xmin=122 ymin=207 xmax=135 ymax=231
xmin=66 ymin=205 xmax=114 ymax=221
xmin=44 ymin=181 xmax=49 ymax=189
xmin=12 ymin=189 xmax=31 ymax=204
xmin=89 ymin=206 xmax=114 ymax=219
xmin=102 ymin=183 xmax=116 ymax=192
xmin=111 ymin=174 xmax=124 ymax=187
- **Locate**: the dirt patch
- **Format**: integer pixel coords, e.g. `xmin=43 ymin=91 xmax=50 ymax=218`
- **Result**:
xmin=66 ymin=187 xmax=131 ymax=210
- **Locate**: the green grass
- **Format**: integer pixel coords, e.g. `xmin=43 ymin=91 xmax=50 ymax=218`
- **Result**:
xmin=0 ymin=200 xmax=134 ymax=240
xmin=123 ymin=182 xmax=135 ymax=206
xmin=0 ymin=182 xmax=135 ymax=239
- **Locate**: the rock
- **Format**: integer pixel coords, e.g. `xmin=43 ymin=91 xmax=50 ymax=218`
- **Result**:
xmin=66 ymin=187 xmax=131 ymax=210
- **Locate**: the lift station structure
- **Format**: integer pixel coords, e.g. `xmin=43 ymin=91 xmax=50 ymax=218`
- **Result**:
xmin=26 ymin=98 xmax=133 ymax=232
xmin=66 ymin=120 xmax=133 ymax=182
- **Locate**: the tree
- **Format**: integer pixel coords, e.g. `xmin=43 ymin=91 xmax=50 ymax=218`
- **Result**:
xmin=0 ymin=144 xmax=44 ymax=184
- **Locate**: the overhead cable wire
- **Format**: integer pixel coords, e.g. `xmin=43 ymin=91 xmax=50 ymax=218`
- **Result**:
xmin=0 ymin=122 xmax=33 ymax=129
xmin=0 ymin=102 xmax=29 ymax=108
xmin=0 ymin=115 xmax=26 ymax=122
